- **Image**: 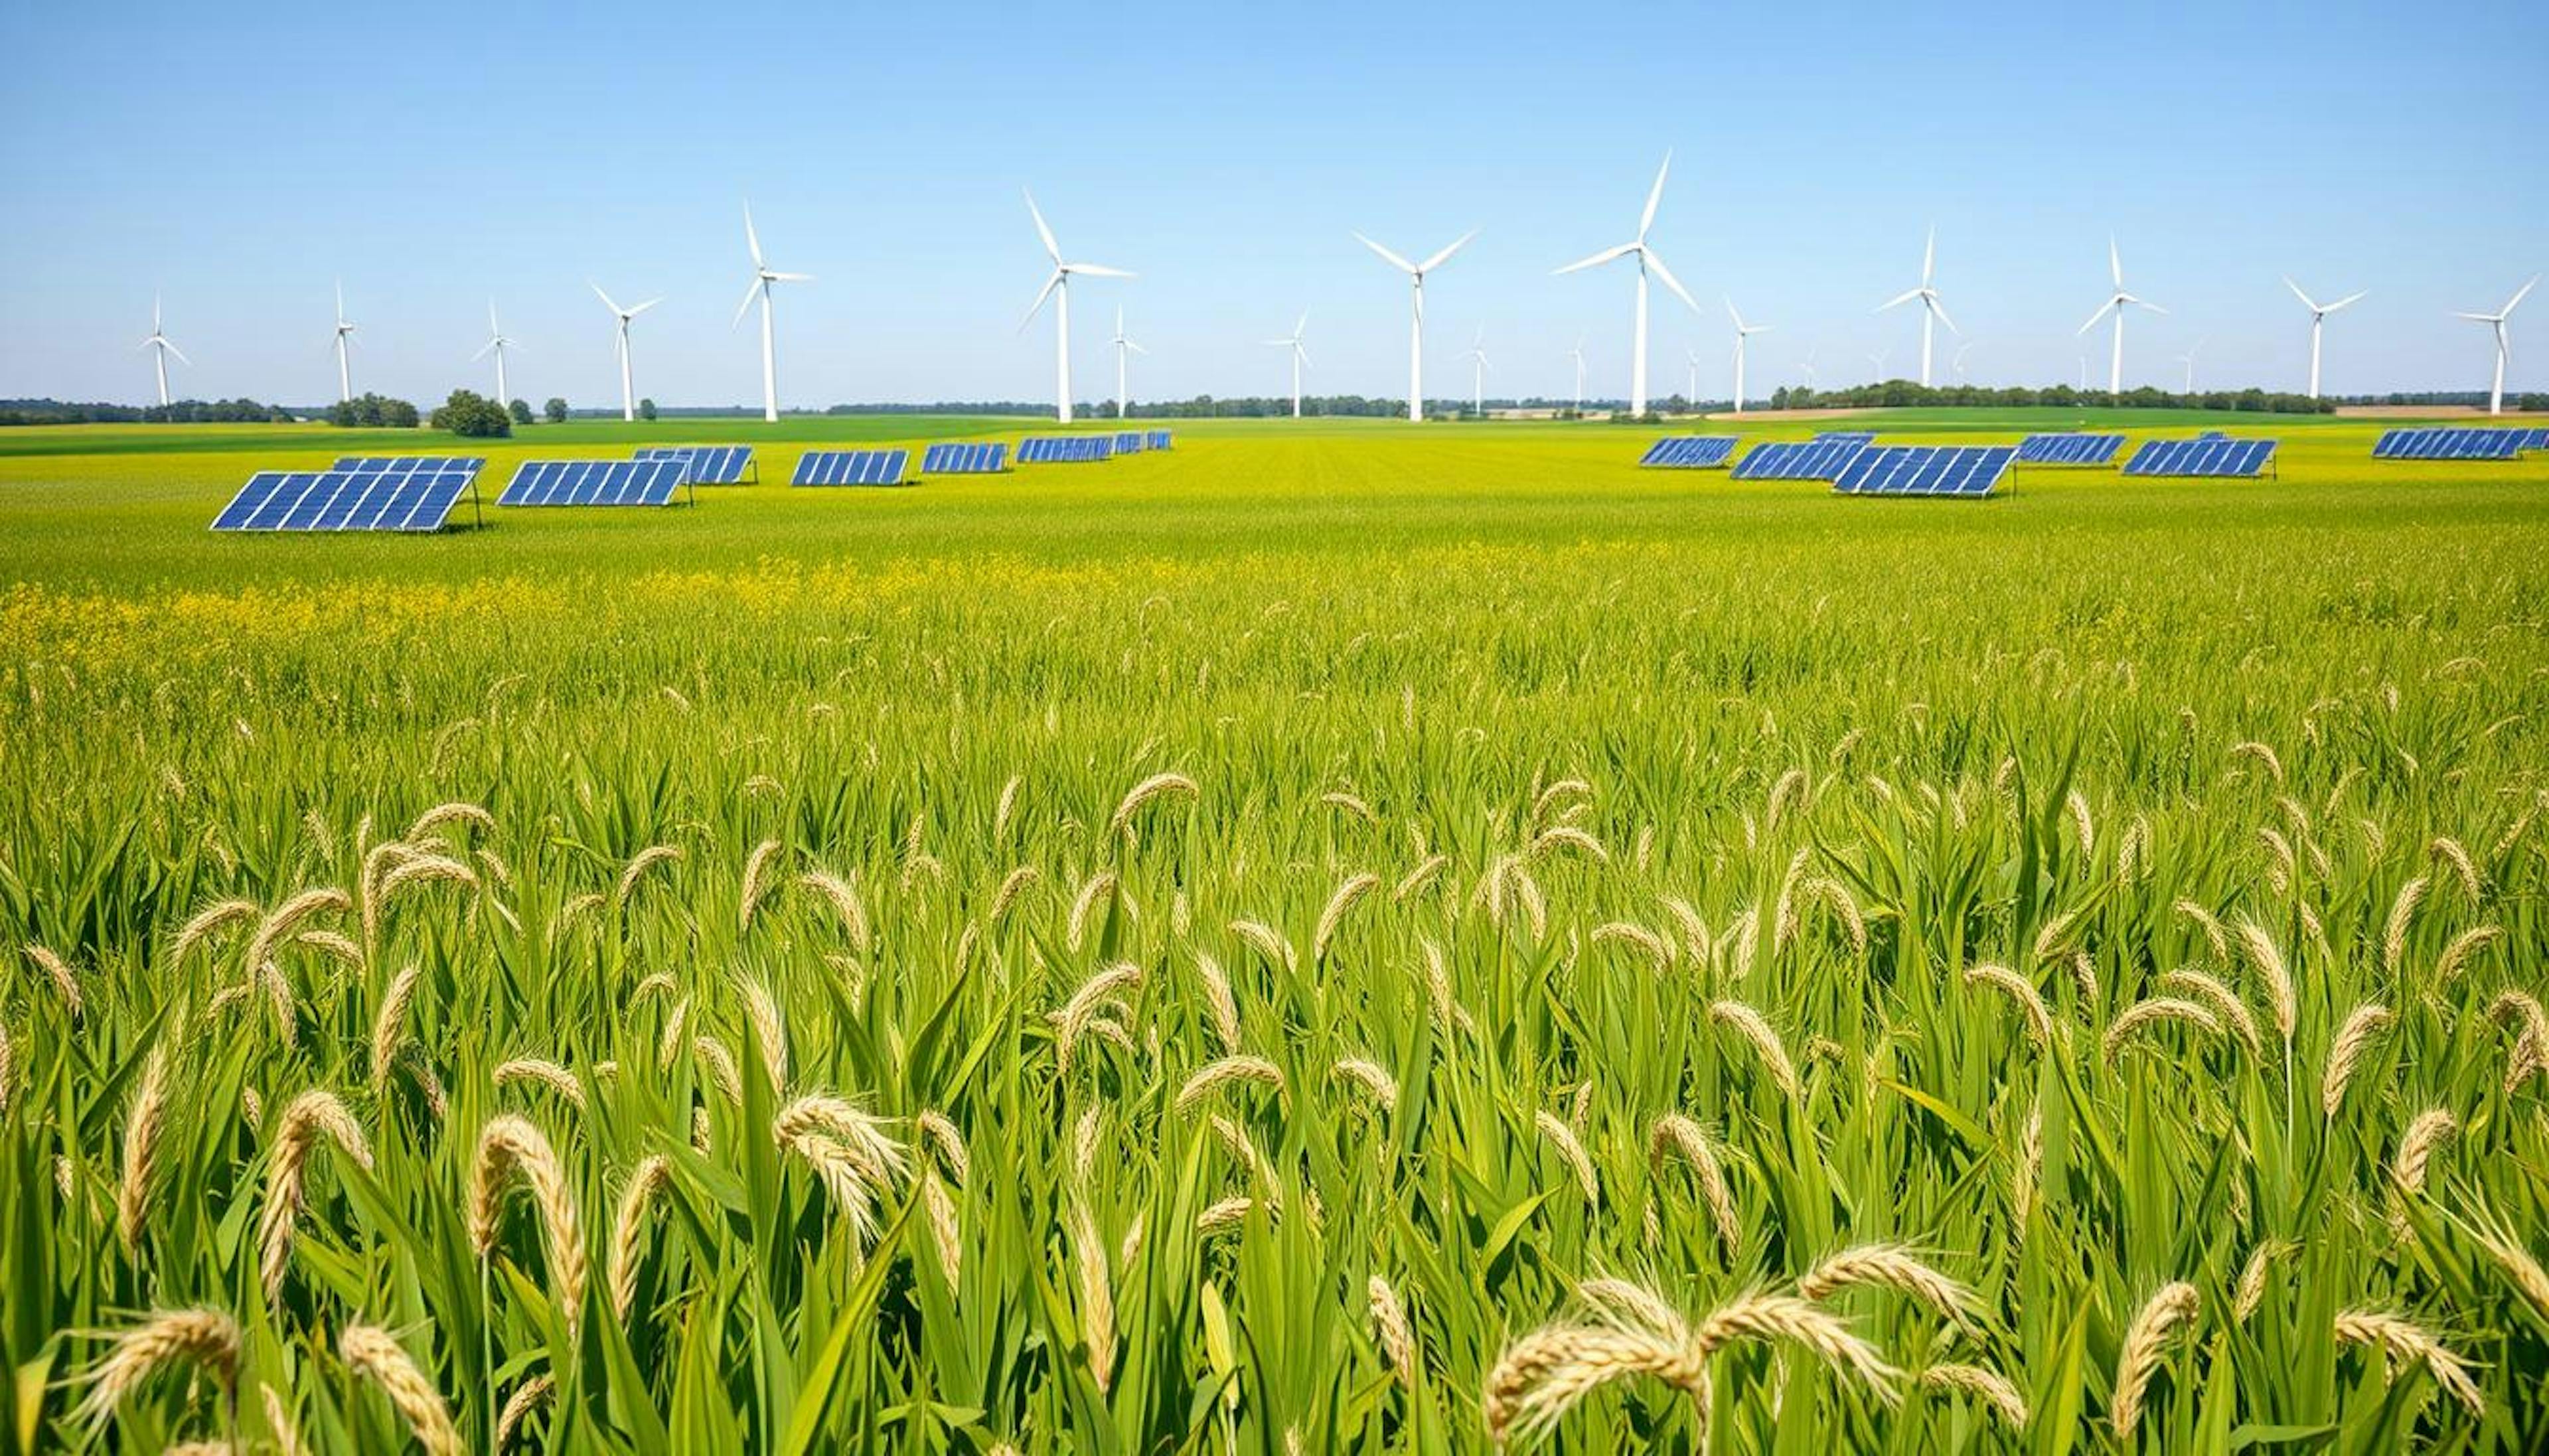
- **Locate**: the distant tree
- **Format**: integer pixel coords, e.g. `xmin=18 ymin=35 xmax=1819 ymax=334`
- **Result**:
xmin=430 ymin=389 xmax=512 ymax=437
xmin=637 ymin=397 xmax=658 ymax=421
xmin=324 ymin=392 xmax=418 ymax=428
xmin=508 ymin=398 xmax=533 ymax=425
xmin=544 ymin=397 xmax=569 ymax=424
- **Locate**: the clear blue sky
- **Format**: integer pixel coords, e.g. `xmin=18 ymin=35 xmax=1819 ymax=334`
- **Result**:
xmin=3 ymin=0 xmax=2542 ymax=409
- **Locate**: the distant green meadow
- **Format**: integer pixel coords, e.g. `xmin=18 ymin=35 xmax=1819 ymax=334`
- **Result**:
xmin=2 ymin=411 xmax=2546 ymax=1452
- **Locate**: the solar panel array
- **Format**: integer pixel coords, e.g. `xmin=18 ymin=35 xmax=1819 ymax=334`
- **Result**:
xmin=1639 ymin=436 xmax=1739 ymax=469
xmin=1018 ymin=436 xmax=1115 ymax=464
xmin=921 ymin=443 xmax=1009 ymax=474
xmin=1833 ymin=445 xmax=2016 ymax=498
xmin=792 ymin=449 xmax=909 ymax=486
xmin=499 ymin=460 xmax=688 ymax=506
xmin=2122 ymin=438 xmax=2278 ymax=478
xmin=2522 ymin=426 xmax=2549 ymax=451
xmin=2015 ymin=433 xmax=2126 ymax=466
xmin=1813 ymin=430 xmax=1876 ymax=443
xmin=1146 ymin=430 xmax=1174 ymax=449
xmin=1730 ymin=437 xmax=1871 ymax=481
xmin=634 ymin=445 xmax=755 ymax=482
xmin=214 ymin=467 xmax=477 ymax=532
xmin=1113 ymin=431 xmax=1147 ymax=453
xmin=332 ymin=455 xmax=486 ymax=474
xmin=2370 ymin=427 xmax=2528 ymax=461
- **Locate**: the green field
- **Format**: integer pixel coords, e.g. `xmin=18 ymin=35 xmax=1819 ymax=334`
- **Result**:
xmin=3 ymin=413 xmax=2546 ymax=1452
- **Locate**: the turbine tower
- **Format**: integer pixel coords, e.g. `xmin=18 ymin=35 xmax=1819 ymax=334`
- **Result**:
xmin=1868 ymin=347 xmax=1891 ymax=382
xmin=1460 ymin=328 xmax=1490 ymax=418
xmin=1877 ymin=226 xmax=1958 ymax=387
xmin=1353 ymin=228 xmax=1475 ymax=422
xmin=2283 ymin=278 xmax=2365 ymax=400
xmin=2178 ymin=338 xmax=2204 ymax=394
xmin=473 ymin=303 xmax=516 ymax=407
xmin=1686 ymin=348 xmax=1702 ymax=410
xmin=331 ymin=282 xmax=356 ymax=402
xmin=1553 ymin=151 xmax=1700 ymax=418
xmin=2454 ymin=275 xmax=2536 ymax=416
xmin=1263 ymin=313 xmax=1309 ymax=418
xmin=1109 ymin=307 xmax=1146 ymax=419
xmin=1567 ymin=334 xmax=1586 ymax=414
xmin=591 ymin=283 xmax=660 ymax=423
xmin=1797 ymin=348 xmax=1819 ymax=389
xmin=1725 ymin=297 xmax=1770 ymax=415
xmin=2077 ymin=238 xmax=2165 ymax=394
xmin=734 ymin=203 xmax=811 ymax=424
xmin=1020 ymin=189 xmax=1133 ymax=425
xmin=139 ymin=296 xmax=189 ymax=409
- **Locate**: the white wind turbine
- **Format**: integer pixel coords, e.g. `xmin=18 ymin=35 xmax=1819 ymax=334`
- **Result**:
xmin=1952 ymin=340 xmax=1974 ymax=384
xmin=1554 ymin=152 xmax=1700 ymax=418
xmin=331 ymin=282 xmax=356 ymax=402
xmin=1109 ymin=307 xmax=1146 ymax=419
xmin=2455 ymin=275 xmax=2536 ymax=416
xmin=1263 ymin=313 xmax=1309 ymax=418
xmin=1354 ymin=229 xmax=1476 ymax=422
xmin=1020 ymin=189 xmax=1134 ymax=425
xmin=1797 ymin=348 xmax=1819 ymax=390
xmin=2283 ymin=278 xmax=2366 ymax=400
xmin=735 ymin=204 xmax=811 ymax=423
xmin=2078 ymin=238 xmax=2165 ymax=394
xmin=1686 ymin=348 xmax=1702 ymax=410
xmin=473 ymin=303 xmax=517 ymax=406
xmin=1868 ymin=346 xmax=1892 ymax=382
xmin=1725 ymin=297 xmax=1770 ymax=414
xmin=1567 ymin=334 xmax=1586 ymax=414
xmin=1876 ymin=226 xmax=1958 ymax=386
xmin=591 ymin=283 xmax=660 ymax=422
xmin=2178 ymin=338 xmax=2205 ymax=394
xmin=1460 ymin=327 xmax=1490 ymax=418
xmin=139 ymin=295 xmax=189 ymax=408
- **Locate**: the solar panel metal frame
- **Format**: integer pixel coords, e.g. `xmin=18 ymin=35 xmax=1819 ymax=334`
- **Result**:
xmin=331 ymin=455 xmax=485 ymax=476
xmin=1832 ymin=445 xmax=2015 ymax=499
xmin=2370 ymin=427 xmax=2526 ymax=461
xmin=497 ymin=459 xmax=690 ymax=506
xmin=1638 ymin=436 xmax=1740 ymax=469
xmin=2014 ymin=433 xmax=2126 ymax=467
xmin=919 ymin=442 xmax=1010 ymax=474
xmin=212 ymin=467 xmax=478 ymax=533
xmin=1017 ymin=436 xmax=1115 ymax=464
xmin=1729 ymin=437 xmax=1872 ymax=481
xmin=790 ymin=449 xmax=911 ymax=486
xmin=633 ymin=445 xmax=758 ymax=483
xmin=2120 ymin=439 xmax=2279 ymax=478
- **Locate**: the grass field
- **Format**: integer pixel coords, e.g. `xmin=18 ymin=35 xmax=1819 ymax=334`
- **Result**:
xmin=3 ymin=411 xmax=2546 ymax=1452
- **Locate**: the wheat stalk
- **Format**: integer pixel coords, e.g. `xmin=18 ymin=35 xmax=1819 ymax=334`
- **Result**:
xmin=116 ymin=1042 xmax=173 ymax=1250
xmin=25 ymin=943 xmax=84 ymax=1019
xmin=2392 ymin=1108 xmax=2457 ymax=1197
xmin=1534 ymin=1110 xmax=1600 ymax=1202
xmin=1193 ymin=952 xmax=1243 ymax=1053
xmin=1067 ymin=1197 xmax=1115 ymax=1392
xmin=615 ymin=844 xmax=682 ymax=908
xmin=2111 ymin=1282 xmax=2200 ymax=1441
xmin=2157 ymin=969 xmax=2262 ymax=1055
xmin=1709 ymin=999 xmax=1800 ymax=1098
xmin=2321 ymin=1003 xmax=2394 ymax=1118
xmin=340 ymin=1323 xmax=464 ymax=1456
xmin=258 ymin=1089 xmax=374 ymax=1299
xmin=2232 ymin=1239 xmax=2291 ymax=1322
xmin=607 ymin=1154 xmax=672 ymax=1320
xmin=1797 ymin=1244 xmax=1979 ymax=1334
xmin=2381 ymin=876 xmax=2428 ymax=977
xmin=2333 ymin=1310 xmax=2483 ymax=1416
xmin=1065 ymin=869 xmax=1118 ymax=952
xmin=1109 ymin=770 xmax=1197 ymax=837
xmin=493 ymin=1373 xmax=554 ymax=1449
xmin=737 ymin=839 xmax=784 ymax=931
xmin=1650 ymin=1114 xmax=1740 ymax=1252
xmin=169 ymin=899 xmax=259 ymax=968
xmin=467 ymin=1116 xmax=587 ymax=1331
xmin=74 ymin=1307 xmax=241 ymax=1430
xmin=1313 ymin=873 xmax=1379 ymax=960
xmin=493 ymin=1057 xmax=587 ymax=1110
xmin=1330 ymin=1056 xmax=1400 ymax=1116
xmin=2103 ymin=997 xmax=2224 ymax=1062
xmin=773 ymin=1094 xmax=910 ymax=1246
xmin=2232 ymin=917 xmax=2296 ymax=1043
xmin=1176 ymin=1055 xmax=1285 ymax=1115
xmin=1921 ymin=1362 xmax=2027 ymax=1427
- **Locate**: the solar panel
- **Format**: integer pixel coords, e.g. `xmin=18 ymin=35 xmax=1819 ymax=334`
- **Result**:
xmin=1146 ymin=430 xmax=1174 ymax=449
xmin=2120 ymin=439 xmax=2278 ymax=478
xmin=2370 ymin=427 xmax=2527 ymax=461
xmin=1813 ymin=430 xmax=1877 ymax=443
xmin=920 ymin=442 xmax=1010 ymax=474
xmin=2195 ymin=431 xmax=2229 ymax=440
xmin=791 ymin=449 xmax=910 ymax=486
xmin=1638 ymin=436 xmax=1739 ymax=469
xmin=497 ymin=460 xmax=689 ymax=506
xmin=1729 ymin=437 xmax=1872 ymax=480
xmin=1833 ymin=445 xmax=2015 ymax=498
xmin=1017 ymin=436 xmax=1115 ymax=464
xmin=634 ymin=445 xmax=756 ymax=482
xmin=2015 ymin=433 xmax=2125 ymax=466
xmin=2520 ymin=426 xmax=2549 ymax=451
xmin=212 ymin=468 xmax=475 ymax=532
xmin=332 ymin=456 xmax=485 ymax=476
xmin=1113 ymin=431 xmax=1146 ymax=453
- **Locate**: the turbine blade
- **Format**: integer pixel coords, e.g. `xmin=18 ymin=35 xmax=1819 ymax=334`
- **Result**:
xmin=592 ymin=282 xmax=623 ymax=315
xmin=472 ymin=336 xmax=497 ymax=361
xmin=2283 ymin=276 xmax=2318 ymax=311
xmin=1126 ymin=340 xmax=1147 ymax=355
xmin=1353 ymin=232 xmax=1417 ymax=273
xmin=2505 ymin=274 xmax=2540 ymax=315
xmin=1294 ymin=344 xmax=1309 ymax=368
xmin=1928 ymin=296 xmax=1960 ymax=334
xmin=2453 ymin=311 xmax=2498 ymax=322
xmin=1418 ymin=230 xmax=1476 ymax=273
xmin=744 ymin=203 xmax=764 ymax=269
xmin=1018 ymin=269 xmax=1063 ymax=330
xmin=1294 ymin=311 xmax=1308 ymax=338
xmin=2110 ymin=236 xmax=2122 ymax=287
xmin=1922 ymin=224 xmax=1936 ymax=284
xmin=1067 ymin=263 xmax=1135 ymax=278
xmin=2325 ymin=290 xmax=2367 ymax=313
xmin=767 ymin=271 xmax=813 ymax=282
xmin=1638 ymin=151 xmax=1671 ymax=238
xmin=734 ymin=278 xmax=761 ymax=328
xmin=1877 ymin=287 xmax=1924 ymax=311
xmin=2077 ymin=302 xmax=2114 ymax=335
xmin=1555 ymin=242 xmax=1636 ymax=275
xmin=629 ymin=298 xmax=660 ymax=317
xmin=163 ymin=339 xmax=190 ymax=366
xmin=1024 ymin=189 xmax=1061 ymax=261
xmin=1644 ymin=249 xmax=1701 ymax=312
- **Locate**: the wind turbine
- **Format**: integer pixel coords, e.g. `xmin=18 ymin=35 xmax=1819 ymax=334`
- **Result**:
xmin=1567 ymin=334 xmax=1586 ymax=414
xmin=473 ymin=303 xmax=517 ymax=406
xmin=2077 ymin=238 xmax=2165 ymax=394
xmin=1868 ymin=346 xmax=1892 ymax=382
xmin=1686 ymin=348 xmax=1703 ymax=410
xmin=2077 ymin=352 xmax=2089 ymax=391
xmin=1553 ymin=152 xmax=1701 ymax=418
xmin=2178 ymin=338 xmax=2205 ymax=394
xmin=1725 ymin=297 xmax=1770 ymax=414
xmin=1797 ymin=348 xmax=1819 ymax=390
xmin=331 ymin=282 xmax=356 ymax=402
xmin=1020 ymin=189 xmax=1133 ymax=425
xmin=2454 ymin=275 xmax=2536 ymax=416
xmin=1876 ymin=226 xmax=1958 ymax=386
xmin=1109 ymin=307 xmax=1146 ymax=419
xmin=1952 ymin=340 xmax=1975 ymax=384
xmin=138 ymin=295 xmax=189 ymax=409
xmin=591 ymin=283 xmax=660 ymax=423
xmin=2283 ymin=278 xmax=2366 ymax=400
xmin=1263 ymin=313 xmax=1309 ymax=418
xmin=1460 ymin=327 xmax=1490 ymax=418
xmin=1353 ymin=228 xmax=1475 ymax=422
xmin=734 ymin=204 xmax=812 ymax=424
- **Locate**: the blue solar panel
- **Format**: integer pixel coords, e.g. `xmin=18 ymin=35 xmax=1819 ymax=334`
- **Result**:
xmin=497 ymin=460 xmax=688 ymax=506
xmin=791 ymin=449 xmax=910 ymax=486
xmin=332 ymin=456 xmax=485 ymax=475
xmin=2015 ymin=433 xmax=2126 ymax=466
xmin=1018 ymin=436 xmax=1115 ymax=464
xmin=634 ymin=445 xmax=755 ymax=482
xmin=1729 ymin=437 xmax=1872 ymax=481
xmin=2520 ymin=426 xmax=2549 ymax=451
xmin=1146 ymin=430 xmax=1173 ymax=450
xmin=1639 ymin=436 xmax=1740 ymax=469
xmin=1113 ymin=431 xmax=1146 ymax=453
xmin=920 ymin=442 xmax=1010 ymax=474
xmin=2370 ymin=427 xmax=2526 ymax=461
xmin=1833 ymin=445 xmax=2015 ymax=498
xmin=1813 ymin=431 xmax=1877 ymax=443
xmin=212 ymin=468 xmax=474 ymax=532
xmin=2121 ymin=439 xmax=2278 ymax=478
